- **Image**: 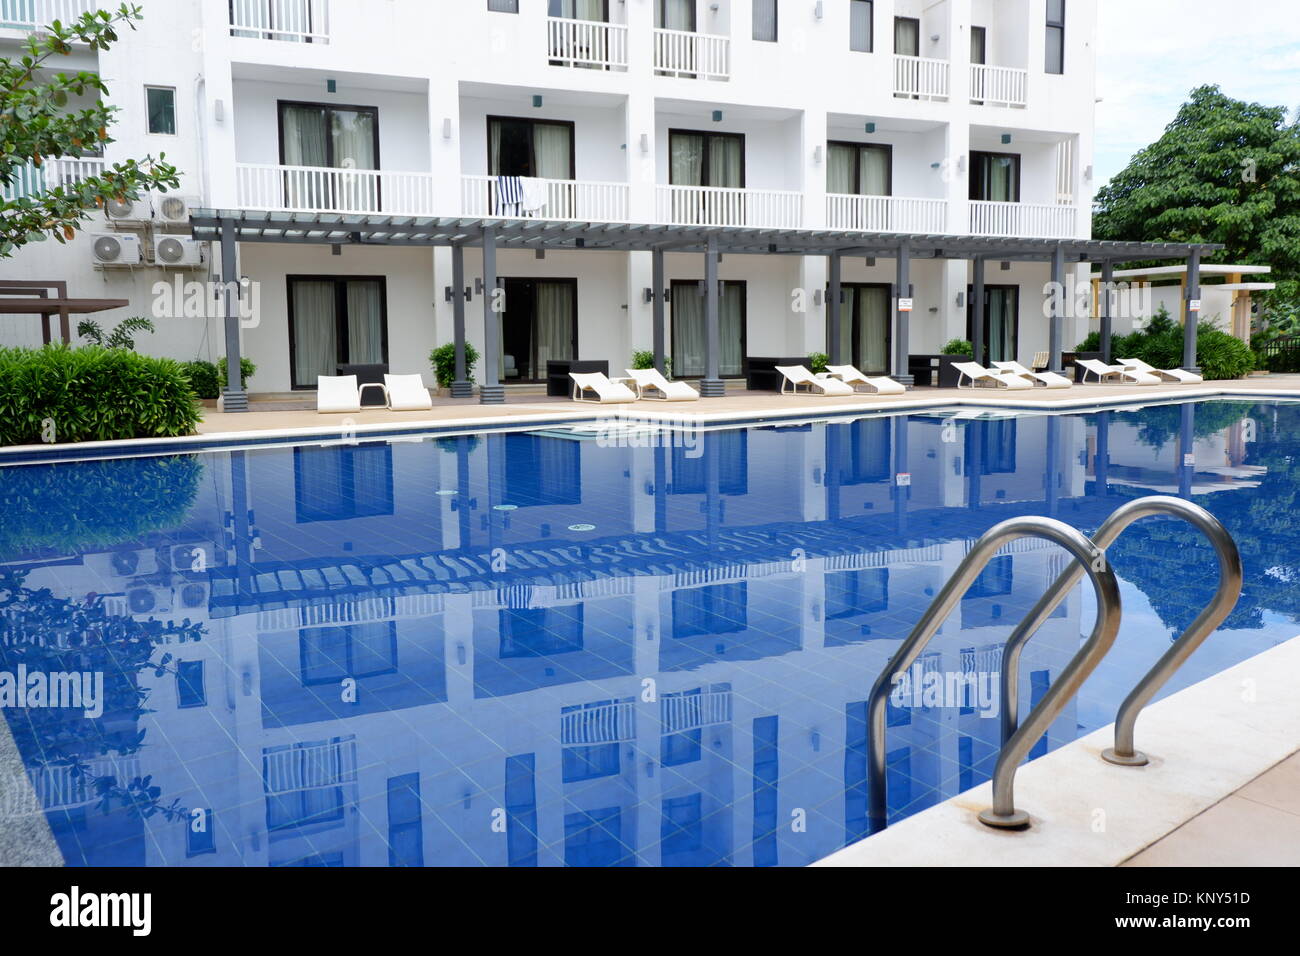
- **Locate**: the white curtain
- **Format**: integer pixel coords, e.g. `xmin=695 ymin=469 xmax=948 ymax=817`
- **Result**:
xmin=858 ymin=286 xmax=890 ymax=373
xmin=332 ymin=110 xmax=377 ymax=211
xmin=550 ymin=0 xmax=605 ymax=18
xmin=292 ymin=280 xmax=338 ymax=387
xmin=860 ymin=147 xmax=889 ymax=195
xmin=827 ymin=145 xmax=855 ymax=194
xmin=672 ymin=284 xmax=705 ymax=377
xmin=988 ymin=288 xmax=1017 ymax=362
xmin=709 ymin=135 xmax=742 ymax=188
xmin=346 ymin=281 xmax=384 ymax=365
xmin=670 ymin=133 xmax=704 ymax=185
xmin=658 ymin=0 xmax=694 ymax=30
xmin=532 ymin=123 xmax=572 ymax=179
xmin=536 ymin=281 xmax=575 ymax=368
xmin=894 ymin=17 xmax=919 ymax=55
xmin=752 ymin=0 xmax=777 ymax=41
xmin=720 ymin=284 xmax=743 ymax=376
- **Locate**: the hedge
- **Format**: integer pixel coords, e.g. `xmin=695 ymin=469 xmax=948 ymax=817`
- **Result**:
xmin=181 ymin=358 xmax=257 ymax=400
xmin=0 ymin=345 xmax=202 ymax=446
xmin=1076 ymin=309 xmax=1254 ymax=381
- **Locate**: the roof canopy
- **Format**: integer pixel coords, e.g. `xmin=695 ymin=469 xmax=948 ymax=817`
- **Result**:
xmin=190 ymin=210 xmax=1222 ymax=263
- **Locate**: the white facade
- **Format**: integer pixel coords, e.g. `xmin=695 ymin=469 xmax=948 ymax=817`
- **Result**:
xmin=0 ymin=0 xmax=1100 ymax=391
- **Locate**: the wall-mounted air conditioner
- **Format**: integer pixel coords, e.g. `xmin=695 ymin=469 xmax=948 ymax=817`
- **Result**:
xmin=105 ymin=195 xmax=152 ymax=226
xmin=153 ymin=194 xmax=199 ymax=227
xmin=152 ymin=236 xmax=206 ymax=267
xmin=91 ymin=233 xmax=143 ymax=266
xmin=126 ymin=586 xmax=172 ymax=616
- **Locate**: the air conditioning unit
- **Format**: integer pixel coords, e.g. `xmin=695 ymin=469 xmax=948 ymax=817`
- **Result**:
xmin=110 ymin=548 xmax=159 ymax=578
xmin=153 ymin=194 xmax=198 ymax=227
xmin=152 ymin=236 xmax=206 ymax=267
xmin=126 ymin=586 xmax=172 ymax=616
xmin=178 ymin=582 xmax=209 ymax=610
xmin=105 ymin=195 xmax=152 ymax=226
xmin=91 ymin=233 xmax=143 ymax=266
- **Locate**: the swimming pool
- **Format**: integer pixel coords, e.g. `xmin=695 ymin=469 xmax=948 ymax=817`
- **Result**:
xmin=1 ymin=398 xmax=1297 ymax=867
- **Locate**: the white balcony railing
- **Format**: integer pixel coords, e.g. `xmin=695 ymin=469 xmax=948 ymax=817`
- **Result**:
xmin=653 ymin=27 xmax=730 ymax=80
xmin=893 ymin=54 xmax=950 ymax=100
xmin=825 ymin=194 xmax=948 ymax=233
xmin=970 ymin=64 xmax=1029 ymax=108
xmin=0 ymin=0 xmax=102 ymax=30
xmin=656 ymin=184 xmax=803 ymax=229
xmin=661 ymin=689 xmax=733 ymax=735
xmin=1 ymin=156 xmax=105 ymax=202
xmin=263 ymin=739 xmax=357 ymax=795
xmin=547 ymin=16 xmax=628 ymax=71
xmin=1 ymin=757 xmax=141 ymax=818
xmin=561 ymin=700 xmax=637 ymax=745
xmin=460 ymin=175 xmax=630 ymax=222
xmin=970 ymin=200 xmax=1078 ymax=239
xmin=236 ymin=163 xmax=436 ymax=216
xmin=229 ymin=0 xmax=329 ymax=44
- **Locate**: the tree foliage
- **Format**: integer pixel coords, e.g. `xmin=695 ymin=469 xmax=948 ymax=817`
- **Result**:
xmin=1 ymin=4 xmax=179 ymax=257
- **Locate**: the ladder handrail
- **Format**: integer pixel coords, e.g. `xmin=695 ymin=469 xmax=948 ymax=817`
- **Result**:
xmin=998 ymin=496 xmax=1243 ymax=766
xmin=867 ymin=515 xmax=1123 ymax=832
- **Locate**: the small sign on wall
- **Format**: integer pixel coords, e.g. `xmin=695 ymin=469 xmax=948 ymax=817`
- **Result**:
xmin=1188 ymin=299 xmax=1202 ymax=312
xmin=898 ymin=298 xmax=914 ymax=312
xmin=895 ymin=473 xmax=912 ymax=487
xmin=1183 ymin=454 xmax=1196 ymax=467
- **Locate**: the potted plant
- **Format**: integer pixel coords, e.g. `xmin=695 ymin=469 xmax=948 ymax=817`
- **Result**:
xmin=430 ymin=342 xmax=481 ymax=396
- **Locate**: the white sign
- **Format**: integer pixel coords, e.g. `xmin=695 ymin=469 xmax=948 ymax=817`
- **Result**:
xmin=898 ymin=298 xmax=914 ymax=312
xmin=895 ymin=473 xmax=912 ymax=487
xmin=1183 ymin=454 xmax=1196 ymax=467
xmin=1189 ymin=299 xmax=1202 ymax=312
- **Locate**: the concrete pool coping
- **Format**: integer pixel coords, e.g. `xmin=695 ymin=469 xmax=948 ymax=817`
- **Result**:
xmin=2 ymin=376 xmax=1300 ymax=464
xmin=815 ymin=634 xmax=1300 ymax=867
xmin=0 ymin=717 xmax=64 ymax=866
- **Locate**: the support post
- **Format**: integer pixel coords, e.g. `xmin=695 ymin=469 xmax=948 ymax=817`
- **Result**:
xmin=652 ymin=247 xmax=667 ymax=375
xmin=1183 ymin=248 xmax=1201 ymax=373
xmin=450 ymin=244 xmax=474 ymax=397
xmin=894 ymin=241 xmax=913 ymax=386
xmin=827 ymin=251 xmax=843 ymax=366
xmin=1049 ymin=243 xmax=1065 ymax=374
xmin=1094 ymin=411 xmax=1111 ymax=495
xmin=220 ymin=220 xmax=248 ymax=413
xmin=971 ymin=256 xmax=985 ymax=366
xmin=480 ymin=227 xmax=505 ymax=404
xmin=1178 ymin=403 xmax=1196 ymax=498
xmin=1099 ymin=259 xmax=1114 ymax=365
xmin=700 ymin=235 xmax=724 ymax=397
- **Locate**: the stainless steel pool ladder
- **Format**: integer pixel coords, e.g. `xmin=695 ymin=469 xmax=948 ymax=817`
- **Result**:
xmin=999 ymin=495 xmax=1243 ymax=766
xmin=866 ymin=495 xmax=1243 ymax=833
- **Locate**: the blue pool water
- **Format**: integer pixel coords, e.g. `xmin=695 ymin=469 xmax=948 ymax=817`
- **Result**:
xmin=1 ymin=398 xmax=1298 ymax=867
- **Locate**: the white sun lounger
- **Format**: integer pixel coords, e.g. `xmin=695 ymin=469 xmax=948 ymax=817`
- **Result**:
xmin=775 ymin=365 xmax=855 ymax=396
xmin=991 ymin=360 xmax=1071 ymax=389
xmin=317 ymin=375 xmax=373 ymax=414
xmin=625 ymin=368 xmax=699 ymax=401
xmin=824 ymin=365 xmax=906 ymax=395
xmin=953 ymin=362 xmax=1033 ymax=390
xmin=570 ymin=372 xmax=638 ymax=404
xmin=1075 ymin=359 xmax=1161 ymax=385
xmin=384 ymin=374 xmax=434 ymax=411
xmin=1119 ymin=358 xmax=1204 ymax=384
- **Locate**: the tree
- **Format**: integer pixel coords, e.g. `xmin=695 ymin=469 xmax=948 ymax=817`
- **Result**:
xmin=1 ymin=4 xmax=179 ymax=258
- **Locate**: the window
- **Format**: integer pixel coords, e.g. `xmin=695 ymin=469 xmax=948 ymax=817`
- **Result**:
xmin=661 ymin=794 xmax=704 ymax=861
xmin=176 ymin=660 xmax=206 ymax=708
xmin=504 ymin=432 xmax=581 ymax=504
xmin=827 ymin=142 xmax=891 ymax=197
xmin=826 ymin=285 xmax=892 ymax=380
xmin=146 ymin=86 xmax=176 ymax=135
xmin=671 ymin=428 xmax=748 ymax=494
xmin=504 ymin=754 xmax=538 ymax=867
xmin=293 ymin=441 xmax=394 ymax=521
xmin=669 ymin=130 xmax=744 ymax=188
xmin=387 ymin=774 xmax=424 ymax=867
xmin=969 ymin=151 xmax=1021 ymax=202
xmin=825 ymin=568 xmax=889 ymax=619
xmin=286 ymin=276 xmax=389 ymax=390
xmin=752 ymin=716 xmax=779 ymax=867
xmin=970 ymin=25 xmax=987 ymax=64
xmin=549 ymin=0 xmax=607 ymax=18
xmin=487 ymin=116 xmax=575 ymax=180
xmin=661 ymin=689 xmax=704 ymax=766
xmin=669 ymin=278 xmax=747 ymax=380
xmin=187 ymin=809 xmax=215 ymax=856
xmin=672 ymin=582 xmax=747 ymax=639
xmin=563 ymin=743 xmax=621 ymax=781
xmin=849 ymin=0 xmax=873 ymax=52
xmin=299 ymin=621 xmax=398 ymax=686
xmin=499 ymin=605 xmax=585 ymax=658
xmin=893 ymin=16 xmax=919 ymax=56
xmin=656 ymin=0 xmax=695 ymax=31
xmin=488 ymin=0 xmax=518 ymax=11
xmin=1045 ymin=0 xmax=1065 ymax=74
xmin=967 ymin=554 xmax=1014 ymax=598
xmin=264 ymin=741 xmax=349 ymax=832
xmin=497 ymin=278 xmax=579 ymax=383
xmin=278 ymin=101 xmax=380 ymax=210
xmin=752 ymin=0 xmax=777 ymax=41
xmin=564 ymin=807 xmax=628 ymax=867
xmin=967 ymin=285 xmax=1020 ymax=365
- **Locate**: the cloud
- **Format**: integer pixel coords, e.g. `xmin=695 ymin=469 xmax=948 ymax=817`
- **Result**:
xmin=1095 ymin=0 xmax=1300 ymax=190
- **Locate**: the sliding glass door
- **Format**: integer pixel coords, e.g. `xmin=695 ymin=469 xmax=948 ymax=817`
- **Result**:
xmin=669 ymin=129 xmax=744 ymax=224
xmin=671 ymin=280 xmax=746 ymax=379
xmin=967 ymin=285 xmax=1019 ymax=364
xmin=279 ymin=101 xmax=380 ymax=210
xmin=656 ymin=0 xmax=695 ymax=30
xmin=488 ymin=116 xmax=575 ymax=215
xmin=549 ymin=0 xmax=607 ymax=18
xmin=829 ymin=284 xmax=891 ymax=375
xmin=288 ymin=277 xmax=388 ymax=389
xmin=969 ymin=151 xmax=1021 ymax=202
xmin=894 ymin=16 xmax=920 ymax=55
xmin=827 ymin=142 xmax=890 ymax=196
xmin=499 ymin=278 xmax=578 ymax=382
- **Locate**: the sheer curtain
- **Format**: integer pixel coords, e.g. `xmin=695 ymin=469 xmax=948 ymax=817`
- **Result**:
xmin=720 ymin=283 xmax=743 ymax=376
xmin=282 ymin=106 xmax=329 ymax=207
xmin=859 ymin=287 xmax=890 ymax=373
xmin=860 ymin=147 xmax=889 ymax=195
xmin=292 ymin=280 xmax=338 ymax=387
xmin=894 ymin=17 xmax=919 ymax=55
xmin=532 ymin=123 xmax=572 ymax=178
xmin=346 ymin=281 xmax=384 ymax=365
xmin=709 ymin=135 xmax=743 ymax=187
xmin=827 ymin=145 xmax=855 ymax=194
xmin=670 ymin=133 xmax=704 ymax=185
xmin=549 ymin=0 xmax=605 ymax=18
xmin=988 ymin=289 xmax=1016 ymax=362
xmin=672 ymin=284 xmax=705 ymax=378
xmin=536 ymin=281 xmax=575 ymax=369
xmin=658 ymin=0 xmax=694 ymax=30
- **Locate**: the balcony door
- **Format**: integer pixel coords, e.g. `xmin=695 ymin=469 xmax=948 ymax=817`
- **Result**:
xmin=668 ymin=129 xmax=744 ymax=224
xmin=499 ymin=278 xmax=578 ymax=383
xmin=966 ymin=284 xmax=1020 ymax=364
xmin=288 ymin=276 xmax=388 ymax=389
xmin=827 ymin=142 xmax=891 ymax=195
xmin=279 ymin=101 xmax=379 ymax=211
xmin=829 ymin=284 xmax=892 ymax=376
xmin=655 ymin=0 xmax=695 ymax=30
xmin=671 ymin=279 xmax=746 ymax=379
xmin=893 ymin=16 xmax=919 ymax=55
xmin=970 ymin=151 xmax=1021 ymax=202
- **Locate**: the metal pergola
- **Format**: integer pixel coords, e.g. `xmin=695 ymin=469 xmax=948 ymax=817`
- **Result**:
xmin=190 ymin=209 xmax=1222 ymax=409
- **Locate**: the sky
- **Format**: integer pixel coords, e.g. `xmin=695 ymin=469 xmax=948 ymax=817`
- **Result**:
xmin=1094 ymin=0 xmax=1300 ymax=190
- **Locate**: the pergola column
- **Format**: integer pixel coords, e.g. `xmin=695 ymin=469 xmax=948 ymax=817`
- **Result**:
xmin=480 ymin=226 xmax=505 ymax=405
xmin=1049 ymin=243 xmax=1065 ymax=373
xmin=700 ymin=235 xmax=724 ymax=397
xmin=220 ymin=220 xmax=248 ymax=413
xmin=1183 ymin=248 xmax=1201 ymax=373
xmin=1178 ymin=403 xmax=1196 ymax=498
xmin=893 ymin=240 xmax=913 ymax=386
xmin=450 ymin=244 xmax=474 ymax=398
xmin=970 ymin=256 xmax=986 ymax=365
xmin=827 ymin=251 xmax=843 ymax=366
xmin=1099 ymin=259 xmax=1115 ymax=364
xmin=652 ymin=247 xmax=667 ymax=375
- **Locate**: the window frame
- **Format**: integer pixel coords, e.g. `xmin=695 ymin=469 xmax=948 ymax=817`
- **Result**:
xmin=486 ymin=115 xmax=578 ymax=181
xmin=969 ymin=150 xmax=1022 ymax=203
xmin=277 ymin=100 xmax=382 ymax=172
xmin=849 ymin=0 xmax=874 ymax=53
xmin=826 ymin=140 xmax=893 ymax=197
xmin=752 ymin=0 xmax=778 ymax=42
xmin=285 ymin=274 xmax=391 ymax=391
xmin=1045 ymin=0 xmax=1065 ymax=74
xmin=488 ymin=0 xmax=519 ymax=12
xmin=145 ymin=85 xmax=177 ymax=136
xmin=668 ymin=128 xmax=747 ymax=188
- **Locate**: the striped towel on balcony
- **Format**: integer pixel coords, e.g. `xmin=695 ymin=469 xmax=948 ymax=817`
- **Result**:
xmin=495 ymin=176 xmax=524 ymax=216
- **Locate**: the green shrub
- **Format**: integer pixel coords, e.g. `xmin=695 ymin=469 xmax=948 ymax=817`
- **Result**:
xmin=76 ymin=316 xmax=156 ymax=351
xmin=430 ymin=342 xmax=481 ymax=389
xmin=0 ymin=345 xmax=202 ymax=446
xmin=182 ymin=360 xmax=220 ymax=399
xmin=1075 ymin=307 xmax=1254 ymax=380
xmin=807 ymin=352 xmax=829 ymax=374
xmin=216 ymin=357 xmax=257 ymax=389
xmin=630 ymin=349 xmax=672 ymax=375
xmin=941 ymin=338 xmax=972 ymax=356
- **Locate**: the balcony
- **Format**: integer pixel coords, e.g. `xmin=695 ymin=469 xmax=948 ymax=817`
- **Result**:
xmin=263 ymin=739 xmax=357 ymax=795
xmin=825 ymin=194 xmax=947 ymax=233
xmin=656 ymin=184 xmax=802 ymax=229
xmin=229 ymin=0 xmax=329 ymax=44
xmin=0 ymin=0 xmax=103 ymax=31
xmin=970 ymin=64 xmax=1029 ymax=108
xmin=661 ymin=689 xmax=733 ymax=734
xmin=1 ymin=156 xmax=105 ymax=202
xmin=235 ymin=163 xmax=435 ymax=216
xmin=653 ymin=27 xmax=730 ymax=81
xmin=460 ymin=175 xmax=630 ymax=222
xmin=561 ymin=700 xmax=636 ymax=745
xmin=893 ymin=54 xmax=949 ymax=100
xmin=970 ymin=200 xmax=1077 ymax=239
xmin=547 ymin=15 xmax=628 ymax=71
